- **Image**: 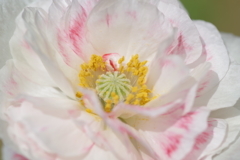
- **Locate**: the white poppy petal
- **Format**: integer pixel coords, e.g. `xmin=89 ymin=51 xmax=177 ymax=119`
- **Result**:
xmin=221 ymin=33 xmax=240 ymax=64
xmin=20 ymin=95 xmax=82 ymax=118
xmin=193 ymin=21 xmax=229 ymax=97
xmin=0 ymin=0 xmax=237 ymax=159
xmin=5 ymin=101 xmax=93 ymax=158
xmin=210 ymin=107 xmax=240 ymax=159
xmin=158 ymin=2 xmax=202 ymax=64
xmin=127 ymin=107 xmax=210 ymax=160
xmin=0 ymin=0 xmax=37 ymax=68
xmin=195 ymin=62 xmax=240 ymax=110
xmin=0 ymin=60 xmax=62 ymax=98
xmin=80 ymin=88 xmax=157 ymax=159
xmin=2 ymin=145 xmax=29 ymax=160
xmin=87 ymin=0 xmax=174 ymax=60
xmin=110 ymin=98 xmax=181 ymax=119
xmin=183 ymin=119 xmax=227 ymax=160
xmin=151 ymin=55 xmax=190 ymax=94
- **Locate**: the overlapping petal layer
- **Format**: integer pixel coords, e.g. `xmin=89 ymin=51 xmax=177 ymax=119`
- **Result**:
xmin=0 ymin=0 xmax=240 ymax=160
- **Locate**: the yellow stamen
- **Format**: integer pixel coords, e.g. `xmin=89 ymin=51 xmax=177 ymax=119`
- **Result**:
xmin=77 ymin=54 xmax=155 ymax=111
xmin=113 ymin=95 xmax=119 ymax=104
xmin=118 ymin=56 xmax=125 ymax=64
xmin=132 ymin=86 xmax=138 ymax=93
xmin=79 ymin=54 xmax=106 ymax=88
xmin=133 ymin=99 xmax=139 ymax=105
xmin=76 ymin=92 xmax=83 ymax=98
xmin=105 ymin=99 xmax=112 ymax=112
xmin=86 ymin=108 xmax=93 ymax=113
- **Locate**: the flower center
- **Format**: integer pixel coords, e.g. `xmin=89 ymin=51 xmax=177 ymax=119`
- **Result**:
xmin=96 ymin=71 xmax=132 ymax=102
xmin=76 ymin=54 xmax=156 ymax=113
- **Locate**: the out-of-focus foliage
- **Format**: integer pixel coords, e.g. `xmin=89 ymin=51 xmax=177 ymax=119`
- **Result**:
xmin=181 ymin=0 xmax=240 ymax=36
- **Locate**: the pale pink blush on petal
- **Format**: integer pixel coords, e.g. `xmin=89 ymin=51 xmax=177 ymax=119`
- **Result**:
xmin=68 ymin=8 xmax=87 ymax=59
xmin=12 ymin=153 xmax=29 ymax=160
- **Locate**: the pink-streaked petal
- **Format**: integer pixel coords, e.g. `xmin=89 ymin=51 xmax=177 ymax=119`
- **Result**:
xmin=24 ymin=34 xmax=76 ymax=99
xmin=146 ymin=56 xmax=200 ymax=114
xmin=2 ymin=146 xmax=29 ymax=160
xmin=147 ymin=77 xmax=196 ymax=111
xmin=73 ymin=100 xmax=142 ymax=160
xmin=74 ymin=110 xmax=104 ymax=134
xmin=106 ymin=118 xmax=159 ymax=159
xmin=80 ymin=88 xmax=105 ymax=116
xmin=5 ymin=101 xmax=93 ymax=158
xmin=74 ymin=120 xmax=142 ymax=160
xmin=146 ymin=32 xmax=177 ymax=88
xmin=209 ymin=107 xmax=240 ymax=159
xmin=126 ymin=87 xmax=200 ymax=131
xmin=150 ymin=55 xmax=190 ymax=95
xmin=193 ymin=21 xmax=229 ymax=97
xmin=8 ymin=1 xmax=56 ymax=87
xmin=130 ymin=107 xmax=210 ymax=160
xmin=0 ymin=61 xmax=63 ymax=99
xmin=158 ymin=2 xmax=202 ymax=64
xmin=195 ymin=62 xmax=240 ymax=110
xmin=22 ymin=7 xmax=78 ymax=99
xmin=87 ymin=0 xmax=174 ymax=60
xmin=110 ymin=98 xmax=181 ymax=119
xmin=11 ymin=1 xmax=83 ymax=88
xmin=12 ymin=3 xmax=83 ymax=91
xmin=7 ymin=122 xmax=57 ymax=160
xmin=183 ymin=119 xmax=227 ymax=160
xmin=51 ymin=0 xmax=99 ymax=64
xmin=19 ymin=95 xmax=82 ymax=119
xmin=80 ymin=88 xmax=158 ymax=159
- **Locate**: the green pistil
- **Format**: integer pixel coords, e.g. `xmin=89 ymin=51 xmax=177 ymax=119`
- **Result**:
xmin=96 ymin=71 xmax=132 ymax=102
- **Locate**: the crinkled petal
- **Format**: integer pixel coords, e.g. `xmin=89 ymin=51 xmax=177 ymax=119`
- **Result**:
xmin=0 ymin=0 xmax=36 ymax=68
xmin=5 ymin=101 xmax=93 ymax=158
xmin=19 ymin=95 xmax=82 ymax=118
xmin=150 ymin=55 xmax=190 ymax=94
xmin=183 ymin=119 xmax=227 ymax=160
xmin=87 ymin=0 xmax=174 ymax=61
xmin=146 ymin=56 xmax=200 ymax=114
xmin=48 ymin=0 xmax=98 ymax=65
xmin=22 ymin=9 xmax=77 ymax=99
xmin=193 ymin=21 xmax=229 ymax=97
xmin=74 ymin=120 xmax=141 ymax=160
xmin=195 ymin=62 xmax=240 ymax=110
xmin=0 ymin=61 xmax=60 ymax=98
xmin=80 ymin=88 xmax=157 ymax=159
xmin=127 ymin=107 xmax=210 ymax=160
xmin=110 ymin=98 xmax=181 ymax=119
xmin=73 ymin=102 xmax=142 ymax=160
xmin=210 ymin=107 xmax=240 ymax=160
xmin=2 ymin=146 xmax=29 ymax=160
xmin=158 ymin=2 xmax=202 ymax=64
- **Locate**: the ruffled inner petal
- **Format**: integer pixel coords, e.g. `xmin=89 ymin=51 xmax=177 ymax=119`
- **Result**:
xmin=86 ymin=0 xmax=174 ymax=62
xmin=5 ymin=101 xmax=93 ymax=158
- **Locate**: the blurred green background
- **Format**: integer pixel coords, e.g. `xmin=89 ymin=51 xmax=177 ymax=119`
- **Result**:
xmin=180 ymin=0 xmax=240 ymax=36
